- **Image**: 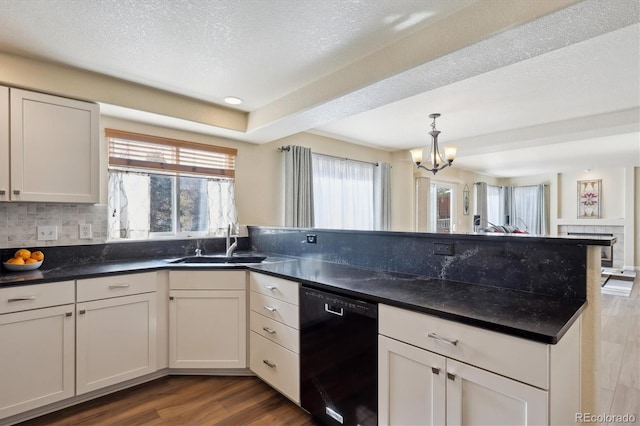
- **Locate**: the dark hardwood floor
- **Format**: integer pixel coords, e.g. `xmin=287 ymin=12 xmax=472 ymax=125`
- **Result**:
xmin=19 ymin=376 xmax=318 ymax=426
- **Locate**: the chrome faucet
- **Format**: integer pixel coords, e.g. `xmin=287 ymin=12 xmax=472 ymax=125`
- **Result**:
xmin=225 ymin=223 xmax=238 ymax=257
xmin=194 ymin=248 xmax=202 ymax=257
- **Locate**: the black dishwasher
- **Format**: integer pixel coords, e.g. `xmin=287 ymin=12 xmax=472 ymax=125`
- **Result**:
xmin=300 ymin=285 xmax=378 ymax=426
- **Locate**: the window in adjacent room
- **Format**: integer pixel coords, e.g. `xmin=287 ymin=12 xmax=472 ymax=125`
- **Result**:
xmin=430 ymin=182 xmax=456 ymax=233
xmin=106 ymin=129 xmax=238 ymax=240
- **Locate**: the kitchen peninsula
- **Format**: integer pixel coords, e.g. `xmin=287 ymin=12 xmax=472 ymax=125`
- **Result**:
xmin=0 ymin=227 xmax=612 ymax=425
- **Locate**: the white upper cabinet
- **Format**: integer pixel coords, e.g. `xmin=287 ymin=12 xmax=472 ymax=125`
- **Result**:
xmin=6 ymin=88 xmax=99 ymax=203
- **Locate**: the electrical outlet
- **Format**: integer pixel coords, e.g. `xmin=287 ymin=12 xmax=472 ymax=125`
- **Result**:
xmin=37 ymin=225 xmax=58 ymax=241
xmin=306 ymin=234 xmax=317 ymax=244
xmin=434 ymin=242 xmax=454 ymax=256
xmin=79 ymin=223 xmax=93 ymax=239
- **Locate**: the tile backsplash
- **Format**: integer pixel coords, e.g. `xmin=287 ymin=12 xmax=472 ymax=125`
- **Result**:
xmin=0 ymin=203 xmax=108 ymax=249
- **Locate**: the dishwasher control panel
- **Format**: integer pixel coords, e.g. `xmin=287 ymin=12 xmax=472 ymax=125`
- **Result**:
xmin=301 ymin=286 xmax=378 ymax=318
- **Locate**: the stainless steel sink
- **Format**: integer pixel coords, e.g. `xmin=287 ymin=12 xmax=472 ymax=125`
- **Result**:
xmin=168 ymin=254 xmax=267 ymax=264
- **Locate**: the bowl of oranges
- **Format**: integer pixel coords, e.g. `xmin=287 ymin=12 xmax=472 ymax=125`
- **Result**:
xmin=3 ymin=249 xmax=44 ymax=271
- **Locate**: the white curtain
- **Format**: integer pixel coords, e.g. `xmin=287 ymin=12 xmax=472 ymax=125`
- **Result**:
xmin=108 ymin=171 xmax=150 ymax=239
xmin=284 ymin=146 xmax=314 ymax=227
xmin=487 ymin=184 xmax=504 ymax=226
xmin=207 ymin=178 xmax=238 ymax=234
xmin=474 ymin=182 xmax=488 ymax=227
xmin=374 ymin=162 xmax=391 ymax=230
xmin=313 ymin=154 xmax=374 ymax=230
xmin=507 ymin=184 xmax=547 ymax=234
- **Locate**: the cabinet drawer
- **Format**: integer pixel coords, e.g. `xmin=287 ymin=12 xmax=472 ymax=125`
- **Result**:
xmin=250 ymin=311 xmax=299 ymax=354
xmin=250 ymin=273 xmax=299 ymax=305
xmin=250 ymin=331 xmax=300 ymax=404
xmin=379 ymin=304 xmax=549 ymax=389
xmin=169 ymin=270 xmax=246 ymax=290
xmin=0 ymin=281 xmax=74 ymax=314
xmin=77 ymin=272 xmax=157 ymax=302
xmin=250 ymin=291 xmax=299 ymax=329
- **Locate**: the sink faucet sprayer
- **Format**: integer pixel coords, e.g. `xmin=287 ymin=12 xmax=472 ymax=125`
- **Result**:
xmin=226 ymin=223 xmax=238 ymax=257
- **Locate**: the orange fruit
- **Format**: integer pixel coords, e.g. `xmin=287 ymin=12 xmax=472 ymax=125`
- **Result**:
xmin=14 ymin=249 xmax=31 ymax=260
xmin=7 ymin=257 xmax=25 ymax=265
xmin=30 ymin=251 xmax=44 ymax=261
xmin=25 ymin=258 xmax=38 ymax=264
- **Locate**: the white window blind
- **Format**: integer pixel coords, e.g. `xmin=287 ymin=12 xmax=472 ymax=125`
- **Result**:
xmin=106 ymin=129 xmax=237 ymax=178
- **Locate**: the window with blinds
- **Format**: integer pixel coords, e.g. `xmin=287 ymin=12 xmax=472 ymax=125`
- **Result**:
xmin=105 ymin=129 xmax=238 ymax=240
xmin=106 ymin=129 xmax=237 ymax=178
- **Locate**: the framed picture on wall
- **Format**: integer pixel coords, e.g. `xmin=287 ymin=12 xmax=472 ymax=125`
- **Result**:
xmin=577 ymin=179 xmax=601 ymax=218
xmin=463 ymin=184 xmax=470 ymax=215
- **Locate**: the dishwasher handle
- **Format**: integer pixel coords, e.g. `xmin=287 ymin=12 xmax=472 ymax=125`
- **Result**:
xmin=324 ymin=303 xmax=344 ymax=316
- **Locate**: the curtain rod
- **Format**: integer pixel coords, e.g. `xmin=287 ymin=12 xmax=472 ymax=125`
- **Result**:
xmin=278 ymin=145 xmax=379 ymax=167
xmin=315 ymin=152 xmax=379 ymax=167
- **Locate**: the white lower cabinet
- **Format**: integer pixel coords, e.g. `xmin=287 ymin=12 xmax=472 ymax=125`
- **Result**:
xmin=76 ymin=273 xmax=157 ymax=395
xmin=168 ymin=270 xmax=247 ymax=369
xmin=379 ymin=304 xmax=580 ymax=426
xmin=378 ymin=335 xmax=446 ymax=425
xmin=0 ymin=282 xmax=75 ymax=419
xmin=445 ymin=358 xmax=547 ymax=425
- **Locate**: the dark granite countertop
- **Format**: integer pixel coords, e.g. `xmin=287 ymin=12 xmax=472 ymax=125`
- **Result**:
xmin=0 ymin=254 xmax=584 ymax=345
xmin=250 ymin=258 xmax=585 ymax=344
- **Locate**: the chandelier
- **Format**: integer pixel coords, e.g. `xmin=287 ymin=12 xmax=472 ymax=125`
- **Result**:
xmin=410 ymin=113 xmax=457 ymax=174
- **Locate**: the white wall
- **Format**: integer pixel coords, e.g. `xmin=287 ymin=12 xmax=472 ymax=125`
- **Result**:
xmin=558 ymin=169 xmax=625 ymax=221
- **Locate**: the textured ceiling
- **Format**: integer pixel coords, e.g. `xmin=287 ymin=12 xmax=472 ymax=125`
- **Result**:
xmin=0 ymin=0 xmax=638 ymax=177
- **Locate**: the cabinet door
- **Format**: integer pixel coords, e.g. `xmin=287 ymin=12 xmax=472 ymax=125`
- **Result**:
xmin=76 ymin=292 xmax=157 ymax=394
xmin=169 ymin=290 xmax=246 ymax=369
xmin=0 ymin=304 xmax=75 ymax=418
xmin=9 ymin=88 xmax=99 ymax=203
xmin=0 ymin=86 xmax=8 ymax=201
xmin=446 ymin=359 xmax=548 ymax=425
xmin=378 ymin=335 xmax=446 ymax=426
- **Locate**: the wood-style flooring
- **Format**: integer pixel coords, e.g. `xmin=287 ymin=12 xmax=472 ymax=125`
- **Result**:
xmin=18 ymin=274 xmax=640 ymax=426
xmin=19 ymin=376 xmax=317 ymax=426
xmin=600 ymin=273 xmax=640 ymax=425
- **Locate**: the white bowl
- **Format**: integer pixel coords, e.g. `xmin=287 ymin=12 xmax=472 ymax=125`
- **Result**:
xmin=3 ymin=260 xmax=43 ymax=271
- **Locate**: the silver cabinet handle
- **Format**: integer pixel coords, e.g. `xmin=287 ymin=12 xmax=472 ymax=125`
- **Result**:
xmin=263 ymin=359 xmax=276 ymax=368
xmin=427 ymin=332 xmax=459 ymax=347
xmin=108 ymin=284 xmax=130 ymax=289
xmin=264 ymin=305 xmax=277 ymax=313
xmin=8 ymin=296 xmax=36 ymax=302
xmin=262 ymin=327 xmax=276 ymax=334
xmin=264 ymin=285 xmax=277 ymax=291
xmin=12 ymin=189 xmax=20 ymax=195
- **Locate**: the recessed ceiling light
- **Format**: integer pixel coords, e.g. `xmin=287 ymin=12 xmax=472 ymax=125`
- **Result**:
xmin=224 ymin=96 xmax=243 ymax=105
